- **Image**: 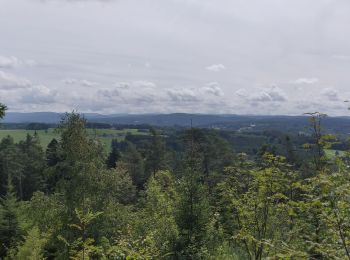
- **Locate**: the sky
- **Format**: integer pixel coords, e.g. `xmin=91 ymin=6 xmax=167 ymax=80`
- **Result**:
xmin=0 ymin=0 xmax=350 ymax=115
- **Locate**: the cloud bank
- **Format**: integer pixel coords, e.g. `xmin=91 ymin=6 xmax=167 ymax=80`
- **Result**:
xmin=1 ymin=0 xmax=350 ymax=115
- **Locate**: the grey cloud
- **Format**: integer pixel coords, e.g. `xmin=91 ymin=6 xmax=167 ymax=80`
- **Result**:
xmin=2 ymin=0 xmax=350 ymax=115
xmin=250 ymin=92 xmax=274 ymax=102
xmin=97 ymin=88 xmax=120 ymax=98
xmin=321 ymin=88 xmax=340 ymax=101
xmin=202 ymin=82 xmax=224 ymax=97
xmin=236 ymin=86 xmax=287 ymax=102
xmin=292 ymin=78 xmax=319 ymax=84
xmin=21 ymin=85 xmax=58 ymax=104
xmin=0 ymin=72 xmax=59 ymax=109
xmin=331 ymin=55 xmax=350 ymax=61
xmin=266 ymin=86 xmax=288 ymax=102
xmin=114 ymin=82 xmax=130 ymax=89
xmin=205 ymin=64 xmax=226 ymax=72
xmin=62 ymin=79 xmax=98 ymax=87
xmin=0 ymin=56 xmax=36 ymax=69
xmin=97 ymin=80 xmax=159 ymax=104
xmin=167 ymin=88 xmax=200 ymax=102
xmin=37 ymin=0 xmax=116 ymax=2
xmin=0 ymin=71 xmax=31 ymax=89
xmin=235 ymin=88 xmax=249 ymax=99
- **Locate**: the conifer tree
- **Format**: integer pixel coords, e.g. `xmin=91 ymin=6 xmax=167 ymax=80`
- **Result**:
xmin=145 ymin=128 xmax=167 ymax=177
xmin=0 ymin=177 xmax=21 ymax=257
xmin=122 ymin=142 xmax=145 ymax=188
xmin=106 ymin=139 xmax=120 ymax=169
xmin=176 ymin=127 xmax=211 ymax=257
xmin=46 ymin=138 xmax=60 ymax=167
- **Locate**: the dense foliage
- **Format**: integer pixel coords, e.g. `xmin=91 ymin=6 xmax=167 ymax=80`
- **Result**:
xmin=1 ymin=109 xmax=350 ymax=259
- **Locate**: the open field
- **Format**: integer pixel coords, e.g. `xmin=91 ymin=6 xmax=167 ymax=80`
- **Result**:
xmin=0 ymin=128 xmax=149 ymax=152
xmin=324 ymin=149 xmax=347 ymax=159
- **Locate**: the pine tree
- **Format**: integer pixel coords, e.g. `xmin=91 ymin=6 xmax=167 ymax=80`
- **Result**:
xmin=122 ymin=142 xmax=145 ymax=188
xmin=0 ymin=177 xmax=21 ymax=257
xmin=8 ymin=227 xmax=48 ymax=260
xmin=18 ymin=134 xmax=45 ymax=200
xmin=46 ymin=138 xmax=60 ymax=167
xmin=0 ymin=136 xmax=24 ymax=198
xmin=176 ymin=127 xmax=211 ymax=257
xmin=284 ymin=135 xmax=297 ymax=165
xmin=145 ymin=128 xmax=167 ymax=177
xmin=106 ymin=139 xmax=120 ymax=169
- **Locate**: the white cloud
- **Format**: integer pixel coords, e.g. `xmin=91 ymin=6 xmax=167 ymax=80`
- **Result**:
xmin=0 ymin=72 xmax=60 ymax=110
xmin=250 ymin=92 xmax=274 ymax=102
xmin=0 ymin=56 xmax=21 ymax=69
xmin=235 ymin=88 xmax=248 ymax=97
xmin=167 ymin=88 xmax=199 ymax=102
xmin=97 ymin=80 xmax=158 ymax=104
xmin=114 ymin=82 xmax=130 ymax=89
xmin=132 ymin=80 xmax=156 ymax=89
xmin=2 ymin=0 xmax=350 ymax=115
xmin=266 ymin=86 xmax=288 ymax=102
xmin=21 ymin=85 xmax=58 ymax=104
xmin=292 ymin=78 xmax=319 ymax=84
xmin=98 ymin=88 xmax=120 ymax=98
xmin=0 ymin=56 xmax=36 ymax=69
xmin=37 ymin=0 xmax=116 ymax=2
xmin=0 ymin=71 xmax=31 ymax=89
xmin=80 ymin=80 xmax=97 ymax=87
xmin=236 ymin=85 xmax=287 ymax=102
xmin=62 ymin=78 xmax=98 ymax=87
xmin=331 ymin=55 xmax=350 ymax=61
xmin=93 ymin=81 xmax=227 ymax=113
xmin=321 ymin=88 xmax=340 ymax=101
xmin=205 ymin=64 xmax=226 ymax=72
xmin=202 ymin=82 xmax=224 ymax=97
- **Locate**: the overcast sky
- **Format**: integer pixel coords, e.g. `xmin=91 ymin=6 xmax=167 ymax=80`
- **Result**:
xmin=1 ymin=0 xmax=350 ymax=115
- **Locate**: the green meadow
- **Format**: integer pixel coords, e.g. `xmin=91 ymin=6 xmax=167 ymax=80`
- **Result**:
xmin=0 ymin=128 xmax=148 ymax=152
xmin=324 ymin=149 xmax=347 ymax=159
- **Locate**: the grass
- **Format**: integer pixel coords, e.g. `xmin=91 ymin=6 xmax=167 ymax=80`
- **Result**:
xmin=0 ymin=128 xmax=149 ymax=152
xmin=324 ymin=149 xmax=346 ymax=159
xmin=0 ymin=129 xmax=58 ymax=148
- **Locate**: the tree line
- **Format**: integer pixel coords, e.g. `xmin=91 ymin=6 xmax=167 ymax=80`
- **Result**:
xmin=0 ymin=103 xmax=350 ymax=259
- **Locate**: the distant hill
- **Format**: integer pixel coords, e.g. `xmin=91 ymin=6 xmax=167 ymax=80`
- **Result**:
xmin=2 ymin=112 xmax=117 ymax=124
xmin=3 ymin=112 xmax=63 ymax=124
xmin=2 ymin=112 xmax=350 ymax=134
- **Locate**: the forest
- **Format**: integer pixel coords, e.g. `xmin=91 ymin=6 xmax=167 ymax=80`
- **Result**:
xmin=1 ymin=102 xmax=350 ymax=259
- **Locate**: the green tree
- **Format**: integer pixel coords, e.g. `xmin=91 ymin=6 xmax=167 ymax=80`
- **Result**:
xmin=145 ymin=128 xmax=167 ymax=177
xmin=293 ymin=112 xmax=338 ymax=258
xmin=46 ymin=138 xmax=60 ymax=167
xmin=303 ymin=112 xmax=336 ymax=172
xmin=217 ymin=154 xmax=303 ymax=259
xmin=106 ymin=139 xmax=120 ymax=169
xmin=122 ymin=142 xmax=145 ymax=188
xmin=176 ymin=129 xmax=211 ymax=257
xmin=0 ymin=136 xmax=24 ymax=198
xmin=58 ymin=208 xmax=103 ymax=260
xmin=141 ymin=171 xmax=179 ymax=257
xmin=49 ymin=113 xmax=104 ymax=206
xmin=284 ymin=135 xmax=298 ymax=165
xmin=0 ymin=103 xmax=7 ymax=119
xmin=18 ymin=134 xmax=45 ymax=200
xmin=8 ymin=227 xmax=49 ymax=260
xmin=0 ymin=179 xmax=22 ymax=257
xmin=320 ymin=159 xmax=350 ymax=259
xmin=90 ymin=163 xmax=136 ymax=208
xmin=181 ymin=128 xmax=235 ymax=189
